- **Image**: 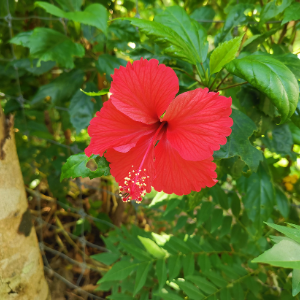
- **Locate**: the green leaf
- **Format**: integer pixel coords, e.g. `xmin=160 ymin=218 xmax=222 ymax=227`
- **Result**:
xmin=293 ymin=269 xmax=300 ymax=296
xmin=168 ymin=255 xmax=181 ymax=280
xmin=156 ymin=258 xmax=167 ymax=289
xmin=197 ymin=254 xmax=211 ymax=273
xmin=107 ymin=295 xmax=135 ymax=300
xmin=120 ymin=242 xmax=152 ymax=261
xmin=210 ymin=36 xmax=243 ymax=75
xmin=282 ymin=2 xmax=300 ymax=24
xmin=291 ymin=101 xmax=300 ymax=129
xmin=210 ymin=209 xmax=223 ymax=233
xmin=260 ymin=0 xmax=293 ymax=24
xmin=232 ymin=283 xmax=244 ymax=299
xmin=96 ymin=54 xmax=127 ymax=82
xmin=242 ymin=28 xmax=279 ymax=53
xmin=9 ymin=31 xmax=33 ymax=47
xmin=29 ymin=28 xmax=85 ymax=68
xmin=242 ymin=163 xmax=275 ymax=229
xmin=229 ymin=192 xmax=241 ymax=218
xmin=98 ymin=260 xmax=139 ymax=283
xmin=197 ymin=202 xmax=213 ymax=225
xmin=273 ymin=53 xmax=300 ymax=80
xmin=209 ymin=184 xmax=229 ymax=210
xmin=220 ymin=216 xmax=232 ymax=237
xmin=204 ymin=271 xmax=227 ymax=288
xmin=266 ymin=223 xmax=300 ymax=244
xmin=252 ymin=239 xmax=300 ymax=269
xmin=175 ymin=280 xmax=205 ymax=300
xmin=154 ymin=6 xmax=208 ymax=63
xmin=69 ymin=83 xmax=96 ymax=134
xmin=214 ymin=110 xmax=263 ymax=172
xmin=133 ymin=261 xmax=152 ymax=296
xmin=60 ymin=153 xmax=110 ymax=181
xmin=289 ymin=122 xmax=300 ymax=144
xmin=80 ymin=88 xmax=109 ymax=96
xmin=186 ymin=275 xmax=217 ymax=294
xmin=183 ymin=254 xmax=195 ymax=277
xmin=275 ymin=186 xmax=289 ymax=218
xmin=91 ymin=252 xmax=120 ymax=265
xmin=220 ymin=288 xmax=231 ymax=300
xmin=226 ymin=55 xmax=299 ymax=122
xmin=138 ymin=236 xmax=166 ymax=258
xmin=154 ymin=291 xmax=184 ymax=300
xmin=190 ymin=6 xmax=216 ymax=30
xmin=31 ymin=69 xmax=84 ymax=104
xmin=127 ymin=6 xmax=208 ymax=65
xmin=35 ymin=2 xmax=108 ymax=34
xmin=262 ymin=124 xmax=296 ymax=160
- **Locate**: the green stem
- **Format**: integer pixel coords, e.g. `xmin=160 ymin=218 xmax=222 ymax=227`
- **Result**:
xmin=172 ymin=67 xmax=204 ymax=86
xmin=208 ymin=69 xmax=223 ymax=91
xmin=202 ymin=269 xmax=261 ymax=300
xmin=215 ymin=73 xmax=229 ymax=90
xmin=216 ymin=81 xmax=247 ymax=91
xmin=200 ymin=62 xmax=209 ymax=83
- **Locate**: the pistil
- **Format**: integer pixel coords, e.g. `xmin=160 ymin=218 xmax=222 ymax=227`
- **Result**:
xmin=119 ymin=122 xmax=166 ymax=202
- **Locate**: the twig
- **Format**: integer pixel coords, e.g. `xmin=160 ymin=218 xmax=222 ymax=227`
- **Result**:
xmin=216 ymin=81 xmax=248 ymax=91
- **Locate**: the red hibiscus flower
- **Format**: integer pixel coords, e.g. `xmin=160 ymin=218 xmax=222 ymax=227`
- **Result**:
xmin=85 ymin=58 xmax=233 ymax=202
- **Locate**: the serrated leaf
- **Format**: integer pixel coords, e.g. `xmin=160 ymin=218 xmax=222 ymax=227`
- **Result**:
xmin=98 ymin=260 xmax=139 ymax=283
xmin=214 ymin=109 xmax=263 ymax=172
xmin=60 ymin=153 xmax=110 ymax=181
xmin=266 ymin=223 xmax=300 ymax=244
xmin=80 ymin=88 xmax=109 ymax=96
xmin=242 ymin=163 xmax=275 ymax=229
xmin=186 ymin=275 xmax=217 ymax=294
xmin=156 ymin=258 xmax=167 ymax=289
xmin=252 ymin=239 xmax=300 ymax=269
xmin=226 ymin=55 xmax=299 ymax=122
xmin=133 ymin=261 xmax=152 ymax=296
xmin=138 ymin=236 xmax=166 ymax=259
xmin=175 ymin=280 xmax=205 ymax=300
xmin=35 ymin=2 xmax=108 ymax=34
xmin=168 ymin=255 xmax=181 ymax=280
xmin=210 ymin=36 xmax=243 ymax=75
xmin=293 ymin=269 xmax=300 ymax=296
xmin=29 ymin=28 xmax=85 ymax=68
xmin=154 ymin=6 xmax=208 ymax=63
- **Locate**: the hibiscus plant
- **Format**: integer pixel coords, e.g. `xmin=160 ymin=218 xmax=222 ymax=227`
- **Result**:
xmin=1 ymin=0 xmax=300 ymax=299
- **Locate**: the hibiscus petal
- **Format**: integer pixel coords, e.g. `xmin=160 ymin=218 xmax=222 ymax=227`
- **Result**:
xmin=153 ymin=135 xmax=217 ymax=195
xmin=105 ymin=134 xmax=156 ymax=196
xmin=110 ymin=58 xmax=179 ymax=124
xmin=85 ymin=100 xmax=157 ymax=157
xmin=163 ymin=88 xmax=233 ymax=161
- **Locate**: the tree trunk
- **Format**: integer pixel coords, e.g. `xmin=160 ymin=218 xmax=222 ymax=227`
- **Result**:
xmin=0 ymin=105 xmax=51 ymax=300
